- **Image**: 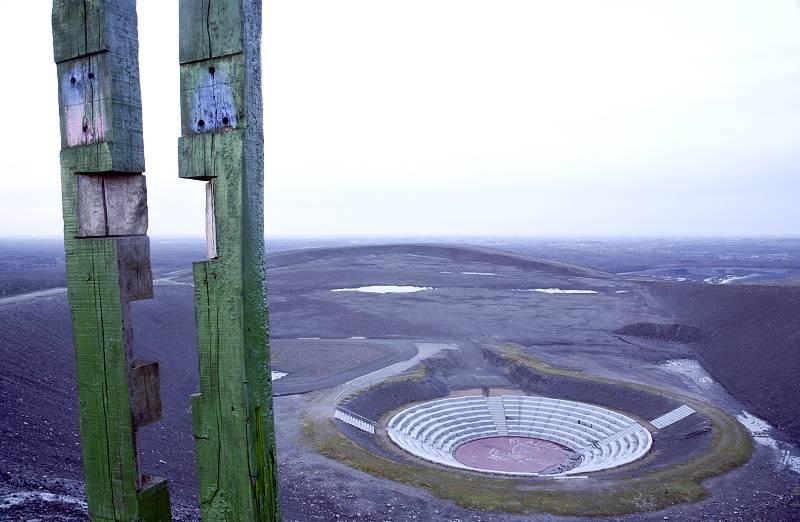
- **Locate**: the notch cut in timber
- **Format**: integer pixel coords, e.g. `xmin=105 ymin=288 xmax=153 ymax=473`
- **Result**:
xmin=52 ymin=0 xmax=170 ymax=519
xmin=179 ymin=0 xmax=281 ymax=519
xmin=131 ymin=360 xmax=162 ymax=428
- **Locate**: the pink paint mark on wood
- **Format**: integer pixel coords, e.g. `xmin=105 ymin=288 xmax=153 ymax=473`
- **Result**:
xmin=62 ymin=64 xmax=107 ymax=147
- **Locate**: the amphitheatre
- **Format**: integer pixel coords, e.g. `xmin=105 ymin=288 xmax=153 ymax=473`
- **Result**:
xmin=2 ymin=240 xmax=800 ymax=520
xmin=386 ymin=395 xmax=652 ymax=476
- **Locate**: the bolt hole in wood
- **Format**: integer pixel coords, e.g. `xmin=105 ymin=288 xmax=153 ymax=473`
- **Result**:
xmin=188 ymin=62 xmax=238 ymax=133
xmin=62 ymin=63 xmax=106 ymax=146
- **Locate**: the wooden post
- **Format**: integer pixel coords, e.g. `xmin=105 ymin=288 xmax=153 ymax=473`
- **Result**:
xmin=178 ymin=1 xmax=282 ymax=520
xmin=51 ymin=1 xmax=171 ymax=520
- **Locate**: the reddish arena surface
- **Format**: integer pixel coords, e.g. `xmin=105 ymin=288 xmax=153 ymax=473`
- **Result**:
xmin=454 ymin=436 xmax=576 ymax=473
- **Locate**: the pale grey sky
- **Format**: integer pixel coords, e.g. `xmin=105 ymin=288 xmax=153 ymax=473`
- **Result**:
xmin=2 ymin=1 xmax=800 ymax=237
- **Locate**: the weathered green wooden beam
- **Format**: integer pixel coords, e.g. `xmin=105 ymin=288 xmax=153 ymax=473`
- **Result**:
xmin=179 ymin=1 xmax=281 ymax=520
xmin=52 ymin=1 xmax=171 ymax=520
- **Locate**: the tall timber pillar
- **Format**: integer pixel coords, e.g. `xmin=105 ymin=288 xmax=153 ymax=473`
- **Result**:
xmin=178 ymin=1 xmax=281 ymax=519
xmin=51 ymin=1 xmax=171 ymax=520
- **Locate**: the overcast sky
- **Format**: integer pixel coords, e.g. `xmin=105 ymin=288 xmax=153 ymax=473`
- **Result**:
xmin=2 ymin=1 xmax=800 ymax=238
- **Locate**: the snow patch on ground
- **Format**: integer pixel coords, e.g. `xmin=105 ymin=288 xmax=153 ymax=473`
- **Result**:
xmin=332 ymin=286 xmax=433 ymax=294
xmin=658 ymin=359 xmax=714 ymax=389
xmin=787 ymin=454 xmax=800 ymax=474
xmin=0 ymin=491 xmax=87 ymax=511
xmin=514 ymin=288 xmax=598 ymax=294
xmin=704 ymin=274 xmax=759 ymax=285
xmin=737 ymin=411 xmax=800 ymax=474
xmin=461 ymin=272 xmax=496 ymax=276
xmin=271 ymin=371 xmax=288 ymax=381
xmin=738 ymin=411 xmax=774 ymax=437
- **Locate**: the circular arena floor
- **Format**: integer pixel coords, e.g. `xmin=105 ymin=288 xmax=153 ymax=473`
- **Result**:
xmin=387 ymin=395 xmax=652 ymax=476
xmin=454 ymin=436 xmax=578 ymax=474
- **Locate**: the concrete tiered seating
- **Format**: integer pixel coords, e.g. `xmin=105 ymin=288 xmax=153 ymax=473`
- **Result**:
xmin=334 ymin=409 xmax=376 ymax=434
xmin=387 ymin=395 xmax=652 ymax=476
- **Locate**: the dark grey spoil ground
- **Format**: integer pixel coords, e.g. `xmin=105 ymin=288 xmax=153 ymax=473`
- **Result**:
xmin=647 ymin=282 xmax=800 ymax=442
xmin=1 ymin=243 xmax=799 ymax=520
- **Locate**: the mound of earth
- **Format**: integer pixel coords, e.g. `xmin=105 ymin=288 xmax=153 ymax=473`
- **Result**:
xmin=614 ymin=322 xmax=705 ymax=343
xmin=268 ymin=243 xmax=611 ymax=278
xmin=649 ymin=282 xmax=800 ymax=442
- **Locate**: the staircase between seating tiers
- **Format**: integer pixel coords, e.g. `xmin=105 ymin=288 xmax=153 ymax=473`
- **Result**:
xmin=650 ymin=405 xmax=696 ymax=429
xmin=486 ymin=397 xmax=509 ymax=435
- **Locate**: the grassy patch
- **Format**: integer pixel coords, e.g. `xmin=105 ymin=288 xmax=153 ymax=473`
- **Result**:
xmin=306 ymin=346 xmax=752 ymax=516
xmin=382 ymin=363 xmax=427 ymax=384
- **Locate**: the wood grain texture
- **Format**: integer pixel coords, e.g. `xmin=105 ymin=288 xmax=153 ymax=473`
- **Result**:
xmin=52 ymin=0 xmax=107 ymax=63
xmin=205 ymin=182 xmax=217 ymax=259
xmin=130 ymin=360 xmax=162 ymax=428
xmin=178 ymin=129 xmax=243 ymax=180
xmin=179 ymin=0 xmax=243 ymax=63
xmin=53 ymin=0 xmax=170 ymax=519
xmin=66 ymin=238 xmax=140 ymax=520
xmin=116 ymin=235 xmax=153 ymax=302
xmin=77 ymin=174 xmax=148 ymax=237
xmin=137 ymin=477 xmax=172 ymax=521
xmin=180 ymin=54 xmax=245 ymax=135
xmin=57 ymin=55 xmax=110 ymax=147
xmin=54 ymin=0 xmax=145 ymax=171
xmin=179 ymin=1 xmax=281 ymax=520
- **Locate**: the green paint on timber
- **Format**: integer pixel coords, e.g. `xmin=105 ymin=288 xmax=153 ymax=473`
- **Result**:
xmin=65 ymin=238 xmax=139 ymax=520
xmin=180 ymin=1 xmax=281 ymax=520
xmin=53 ymin=1 xmax=170 ymax=520
xmin=179 ymin=0 xmax=243 ymax=63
